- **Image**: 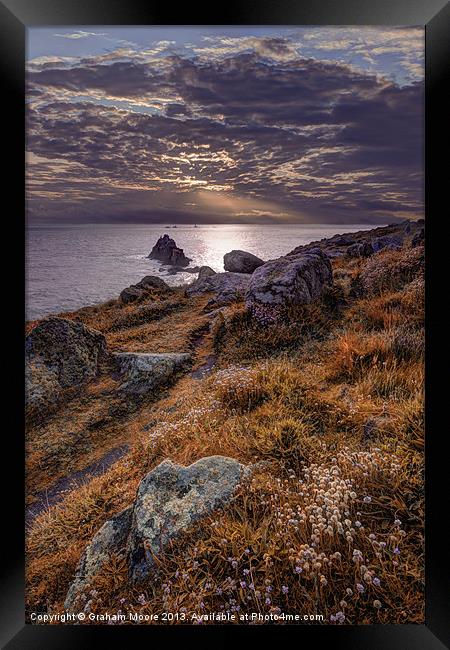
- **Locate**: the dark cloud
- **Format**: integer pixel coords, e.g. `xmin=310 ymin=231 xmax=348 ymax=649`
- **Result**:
xmin=26 ymin=38 xmax=424 ymax=223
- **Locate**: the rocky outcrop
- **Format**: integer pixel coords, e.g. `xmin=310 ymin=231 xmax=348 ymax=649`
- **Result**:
xmin=186 ymin=272 xmax=250 ymax=306
xmin=26 ymin=318 xmax=108 ymax=418
xmin=411 ymin=229 xmax=424 ymax=247
xmin=114 ymin=352 xmax=191 ymax=395
xmin=223 ymin=250 xmax=265 ymax=274
xmin=148 ymin=235 xmax=191 ymax=267
xmin=65 ymin=456 xmax=250 ymax=608
xmin=120 ymin=276 xmax=170 ymax=304
xmin=128 ymin=456 xmax=251 ymax=582
xmin=64 ymin=507 xmax=133 ymax=611
xmin=198 ymin=266 xmax=216 ymax=279
xmin=371 ymin=235 xmax=403 ymax=252
xmin=346 ymin=241 xmax=374 ymax=258
xmin=287 ymin=222 xmax=422 ymax=260
xmin=245 ymin=248 xmax=332 ymax=308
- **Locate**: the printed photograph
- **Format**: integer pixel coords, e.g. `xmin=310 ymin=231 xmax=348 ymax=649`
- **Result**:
xmin=25 ymin=26 xmax=425 ymax=625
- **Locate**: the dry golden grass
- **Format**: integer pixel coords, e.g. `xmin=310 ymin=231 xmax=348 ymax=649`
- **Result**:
xmin=25 ymin=249 xmax=424 ymax=625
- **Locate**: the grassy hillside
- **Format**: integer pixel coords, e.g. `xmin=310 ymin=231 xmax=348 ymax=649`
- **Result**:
xmin=25 ymin=244 xmax=424 ymax=625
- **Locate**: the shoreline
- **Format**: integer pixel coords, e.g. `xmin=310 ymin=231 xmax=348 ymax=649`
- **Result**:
xmin=25 ymin=221 xmax=417 ymax=322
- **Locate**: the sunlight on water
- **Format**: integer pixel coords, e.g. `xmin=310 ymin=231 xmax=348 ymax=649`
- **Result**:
xmin=26 ymin=223 xmax=376 ymax=320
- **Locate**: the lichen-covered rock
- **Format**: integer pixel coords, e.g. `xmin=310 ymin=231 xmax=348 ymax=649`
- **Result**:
xmin=115 ymin=352 xmax=191 ymax=395
xmin=120 ymin=276 xmax=170 ymax=304
xmin=186 ymin=272 xmax=250 ymax=306
xmin=245 ymin=249 xmax=332 ymax=308
xmin=25 ymin=362 xmax=62 ymax=419
xmin=223 ymin=250 xmax=264 ymax=274
xmin=65 ymin=507 xmax=133 ymax=611
xmin=25 ymin=317 xmax=108 ymax=418
xmin=127 ymin=456 xmax=251 ymax=582
xmin=26 ymin=317 xmax=107 ymax=387
xmin=198 ymin=266 xmax=217 ymax=279
xmin=148 ymin=235 xmax=191 ymax=267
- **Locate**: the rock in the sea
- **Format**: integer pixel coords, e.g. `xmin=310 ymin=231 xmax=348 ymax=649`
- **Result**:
xmin=186 ymin=272 xmax=250 ymax=306
xmin=115 ymin=352 xmax=191 ymax=395
xmin=245 ymin=249 xmax=332 ymax=308
xmin=198 ymin=266 xmax=216 ymax=279
xmin=120 ymin=276 xmax=170 ymax=304
xmin=148 ymin=234 xmax=191 ymax=267
xmin=223 ymin=250 xmax=264 ymax=274
xmin=127 ymin=456 xmax=251 ymax=582
xmin=65 ymin=507 xmax=133 ymax=611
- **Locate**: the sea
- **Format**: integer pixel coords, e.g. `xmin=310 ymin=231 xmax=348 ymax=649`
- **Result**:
xmin=26 ymin=223 xmax=377 ymax=320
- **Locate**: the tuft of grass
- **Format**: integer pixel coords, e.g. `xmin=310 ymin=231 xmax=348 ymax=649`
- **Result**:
xmin=213 ymin=287 xmax=345 ymax=363
xmin=356 ymin=247 xmax=424 ymax=297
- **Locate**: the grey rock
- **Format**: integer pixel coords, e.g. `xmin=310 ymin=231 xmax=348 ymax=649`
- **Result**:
xmin=120 ymin=276 xmax=170 ymax=304
xmin=137 ymin=276 xmax=170 ymax=291
xmin=371 ymin=234 xmax=403 ymax=252
xmin=115 ymin=352 xmax=191 ymax=395
xmin=25 ymin=318 xmax=108 ymax=418
xmin=120 ymin=285 xmax=145 ymax=304
xmin=346 ymin=241 xmax=374 ymax=258
xmin=245 ymin=248 xmax=332 ymax=308
xmin=330 ymin=235 xmax=355 ymax=246
xmin=148 ymin=234 xmax=191 ymax=267
xmin=127 ymin=456 xmax=251 ymax=582
xmin=186 ymin=272 xmax=250 ymax=306
xmin=223 ymin=250 xmax=265 ymax=274
xmin=198 ymin=266 xmax=217 ymax=279
xmin=65 ymin=507 xmax=133 ymax=611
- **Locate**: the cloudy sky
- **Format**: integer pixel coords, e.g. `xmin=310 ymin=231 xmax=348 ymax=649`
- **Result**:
xmin=26 ymin=26 xmax=424 ymax=224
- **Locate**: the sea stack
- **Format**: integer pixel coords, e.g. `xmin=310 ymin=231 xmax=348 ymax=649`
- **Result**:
xmin=148 ymin=234 xmax=191 ymax=267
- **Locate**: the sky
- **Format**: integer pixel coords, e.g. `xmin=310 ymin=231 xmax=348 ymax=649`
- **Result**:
xmin=26 ymin=26 xmax=424 ymax=224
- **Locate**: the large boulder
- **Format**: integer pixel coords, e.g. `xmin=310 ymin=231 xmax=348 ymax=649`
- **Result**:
xmin=198 ymin=266 xmax=217 ymax=279
xmin=148 ymin=235 xmax=191 ymax=267
xmin=186 ymin=272 xmax=250 ymax=306
xmin=114 ymin=352 xmax=191 ymax=395
xmin=245 ymin=249 xmax=332 ymax=308
xmin=127 ymin=456 xmax=251 ymax=582
xmin=64 ymin=507 xmax=132 ymax=611
xmin=223 ymin=250 xmax=264 ymax=274
xmin=64 ymin=456 xmax=250 ymax=606
xmin=26 ymin=318 xmax=108 ymax=417
xmin=120 ymin=276 xmax=170 ymax=304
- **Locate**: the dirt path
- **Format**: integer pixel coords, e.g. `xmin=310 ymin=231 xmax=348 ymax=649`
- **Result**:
xmin=26 ymin=305 xmax=218 ymax=526
xmin=26 ymin=444 xmax=129 ymax=526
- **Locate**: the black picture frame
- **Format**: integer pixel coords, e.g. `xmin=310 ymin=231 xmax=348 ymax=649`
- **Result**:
xmin=1 ymin=0 xmax=449 ymax=647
